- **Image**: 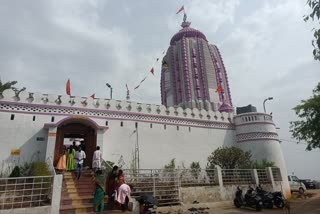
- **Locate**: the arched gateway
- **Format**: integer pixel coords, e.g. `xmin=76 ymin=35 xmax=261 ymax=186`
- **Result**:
xmin=44 ymin=116 xmax=108 ymax=168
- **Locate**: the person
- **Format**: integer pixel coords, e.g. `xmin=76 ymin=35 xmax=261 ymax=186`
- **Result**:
xmin=72 ymin=141 xmax=78 ymax=151
xmin=93 ymin=170 xmax=106 ymax=213
xmin=106 ymin=165 xmax=119 ymax=208
xmin=117 ymin=183 xmax=133 ymax=211
xmin=92 ymin=146 xmax=102 ymax=172
xmin=56 ymin=146 xmax=67 ymax=171
xmin=80 ymin=140 xmax=86 ymax=152
xmin=117 ymin=169 xmax=125 ymax=191
xmin=74 ymin=146 xmax=86 ymax=180
xmin=66 ymin=146 xmax=75 ymax=171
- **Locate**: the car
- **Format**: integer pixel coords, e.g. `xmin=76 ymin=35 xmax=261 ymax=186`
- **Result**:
xmin=300 ymin=179 xmax=316 ymax=189
xmin=288 ymin=175 xmax=306 ymax=194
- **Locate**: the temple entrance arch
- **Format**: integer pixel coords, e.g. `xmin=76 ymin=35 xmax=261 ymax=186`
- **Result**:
xmin=45 ymin=116 xmax=107 ymax=168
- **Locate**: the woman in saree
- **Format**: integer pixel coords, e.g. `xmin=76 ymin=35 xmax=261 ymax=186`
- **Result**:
xmin=56 ymin=146 xmax=66 ymax=171
xmin=106 ymin=165 xmax=118 ymax=209
xmin=66 ymin=146 xmax=75 ymax=171
xmin=93 ymin=170 xmax=106 ymax=213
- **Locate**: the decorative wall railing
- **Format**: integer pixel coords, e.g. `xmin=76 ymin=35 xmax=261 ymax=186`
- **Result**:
xmin=272 ymin=167 xmax=282 ymax=182
xmin=256 ymin=169 xmax=269 ymax=184
xmin=0 ymin=176 xmax=54 ymax=210
xmin=221 ymin=169 xmax=254 ymax=185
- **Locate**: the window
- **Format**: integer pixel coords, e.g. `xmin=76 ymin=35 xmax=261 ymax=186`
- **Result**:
xmin=33 ymin=116 xmax=36 ymax=121
xmin=164 ymin=124 xmax=166 ymax=130
xmin=51 ymin=116 xmax=55 ymax=122
xmin=288 ymin=176 xmax=291 ymax=181
xmin=106 ymin=121 xmax=108 ymax=126
xmin=10 ymin=114 xmax=14 ymax=120
xmin=120 ymin=121 xmax=123 ymax=127
xmin=177 ymin=126 xmax=179 ymax=131
xmin=189 ymin=127 xmax=191 ymax=132
xmin=150 ymin=124 xmax=153 ymax=128
xmin=292 ymin=176 xmax=299 ymax=182
xmin=135 ymin=122 xmax=138 ymax=128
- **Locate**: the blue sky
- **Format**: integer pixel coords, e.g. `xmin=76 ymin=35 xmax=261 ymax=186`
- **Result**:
xmin=1 ymin=0 xmax=319 ymax=179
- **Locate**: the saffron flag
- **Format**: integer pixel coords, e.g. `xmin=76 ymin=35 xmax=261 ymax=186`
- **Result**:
xmin=81 ymin=99 xmax=87 ymax=105
xmin=216 ymin=85 xmax=222 ymax=93
xmin=90 ymin=93 xmax=95 ymax=99
xmin=150 ymin=67 xmax=154 ymax=75
xmin=66 ymin=79 xmax=71 ymax=95
xmin=176 ymin=5 xmax=184 ymax=14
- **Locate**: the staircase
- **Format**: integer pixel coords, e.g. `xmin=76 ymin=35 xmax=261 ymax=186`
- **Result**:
xmin=60 ymin=169 xmax=103 ymax=214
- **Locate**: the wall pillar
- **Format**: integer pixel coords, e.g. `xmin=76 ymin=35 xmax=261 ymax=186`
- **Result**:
xmin=45 ymin=127 xmax=57 ymax=161
xmin=267 ymin=167 xmax=276 ymax=191
xmin=215 ymin=165 xmax=226 ymax=200
xmin=252 ymin=169 xmax=259 ymax=185
xmin=51 ymin=174 xmax=63 ymax=214
xmin=96 ymin=129 xmax=106 ymax=152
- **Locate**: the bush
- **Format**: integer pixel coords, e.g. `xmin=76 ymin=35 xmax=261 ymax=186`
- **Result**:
xmin=30 ymin=162 xmax=51 ymax=176
xmin=9 ymin=166 xmax=20 ymax=177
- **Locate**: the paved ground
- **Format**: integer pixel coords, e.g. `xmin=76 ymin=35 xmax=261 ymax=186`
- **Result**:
xmin=154 ymin=189 xmax=320 ymax=214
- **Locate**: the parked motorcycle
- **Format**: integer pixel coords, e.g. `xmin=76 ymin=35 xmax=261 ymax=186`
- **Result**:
xmin=234 ymin=186 xmax=263 ymax=211
xmin=256 ymin=185 xmax=285 ymax=209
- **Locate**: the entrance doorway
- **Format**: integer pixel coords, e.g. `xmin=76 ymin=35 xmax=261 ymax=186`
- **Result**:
xmin=53 ymin=121 xmax=97 ymax=168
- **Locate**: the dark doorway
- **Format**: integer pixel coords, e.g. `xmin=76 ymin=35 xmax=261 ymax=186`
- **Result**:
xmin=54 ymin=122 xmax=97 ymax=168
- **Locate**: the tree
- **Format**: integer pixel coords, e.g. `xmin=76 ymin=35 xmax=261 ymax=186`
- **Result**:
xmin=164 ymin=158 xmax=176 ymax=170
xmin=206 ymin=147 xmax=252 ymax=169
xmin=290 ymin=82 xmax=320 ymax=150
xmin=0 ymin=80 xmax=25 ymax=95
xmin=190 ymin=161 xmax=201 ymax=180
xmin=303 ymin=0 xmax=320 ymax=60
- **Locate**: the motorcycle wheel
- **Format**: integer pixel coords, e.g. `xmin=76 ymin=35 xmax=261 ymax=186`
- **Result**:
xmin=233 ymin=199 xmax=241 ymax=208
xmin=256 ymin=204 xmax=262 ymax=211
xmin=274 ymin=199 xmax=284 ymax=208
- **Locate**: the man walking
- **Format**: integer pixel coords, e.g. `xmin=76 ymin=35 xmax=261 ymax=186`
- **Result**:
xmin=74 ymin=146 xmax=86 ymax=180
xmin=92 ymin=146 xmax=102 ymax=172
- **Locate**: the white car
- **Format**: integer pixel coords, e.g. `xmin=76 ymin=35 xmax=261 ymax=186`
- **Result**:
xmin=288 ymin=175 xmax=307 ymax=194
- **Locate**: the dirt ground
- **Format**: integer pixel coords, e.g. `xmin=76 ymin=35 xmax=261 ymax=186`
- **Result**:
xmin=153 ymin=189 xmax=320 ymax=214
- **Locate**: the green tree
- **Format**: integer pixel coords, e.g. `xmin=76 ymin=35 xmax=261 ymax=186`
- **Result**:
xmin=290 ymin=82 xmax=320 ymax=150
xmin=206 ymin=147 xmax=252 ymax=169
xmin=0 ymin=79 xmax=26 ymax=95
xmin=252 ymin=159 xmax=275 ymax=169
xmin=164 ymin=158 xmax=176 ymax=170
xmin=303 ymin=0 xmax=320 ymax=60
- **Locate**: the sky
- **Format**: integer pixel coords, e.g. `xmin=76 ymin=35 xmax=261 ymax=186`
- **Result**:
xmin=0 ymin=0 xmax=319 ymax=179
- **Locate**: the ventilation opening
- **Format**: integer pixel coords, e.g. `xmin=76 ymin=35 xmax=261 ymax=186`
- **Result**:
xmin=150 ymin=124 xmax=153 ymax=128
xmin=33 ymin=116 xmax=36 ymax=121
xmin=189 ymin=127 xmax=191 ymax=132
xmin=164 ymin=124 xmax=166 ymax=130
xmin=106 ymin=121 xmax=108 ymax=126
xmin=51 ymin=116 xmax=55 ymax=122
xmin=120 ymin=121 xmax=123 ymax=127
xmin=10 ymin=114 xmax=15 ymax=120
xmin=135 ymin=122 xmax=138 ymax=128
xmin=177 ymin=126 xmax=179 ymax=131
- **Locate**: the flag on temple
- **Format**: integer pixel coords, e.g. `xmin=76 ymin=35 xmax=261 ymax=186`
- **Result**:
xmin=150 ymin=67 xmax=155 ymax=75
xmin=176 ymin=5 xmax=184 ymax=14
xmin=81 ymin=99 xmax=87 ymax=105
xmin=215 ymin=85 xmax=222 ymax=93
xmin=90 ymin=93 xmax=95 ymax=99
xmin=66 ymin=79 xmax=71 ymax=95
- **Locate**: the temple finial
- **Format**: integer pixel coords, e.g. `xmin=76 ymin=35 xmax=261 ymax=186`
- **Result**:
xmin=181 ymin=11 xmax=191 ymax=28
xmin=183 ymin=12 xmax=187 ymax=23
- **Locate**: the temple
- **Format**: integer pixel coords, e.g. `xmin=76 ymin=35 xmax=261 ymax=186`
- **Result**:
xmin=161 ymin=13 xmax=233 ymax=112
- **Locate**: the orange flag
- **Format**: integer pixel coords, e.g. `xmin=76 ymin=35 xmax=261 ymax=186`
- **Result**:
xmin=216 ymin=85 xmax=222 ymax=93
xmin=90 ymin=93 xmax=95 ymax=99
xmin=150 ymin=67 xmax=154 ymax=75
xmin=66 ymin=79 xmax=71 ymax=95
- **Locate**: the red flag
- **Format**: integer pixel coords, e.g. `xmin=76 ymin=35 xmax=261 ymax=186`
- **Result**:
xmin=216 ymin=85 xmax=222 ymax=93
xmin=176 ymin=5 xmax=184 ymax=14
xmin=66 ymin=79 xmax=71 ymax=95
xmin=150 ymin=67 xmax=154 ymax=75
xmin=81 ymin=99 xmax=87 ymax=105
xmin=126 ymin=84 xmax=129 ymax=91
xmin=90 ymin=93 xmax=95 ymax=99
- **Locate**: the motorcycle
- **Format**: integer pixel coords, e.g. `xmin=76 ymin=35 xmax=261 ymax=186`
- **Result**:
xmin=234 ymin=186 xmax=263 ymax=211
xmin=256 ymin=184 xmax=285 ymax=209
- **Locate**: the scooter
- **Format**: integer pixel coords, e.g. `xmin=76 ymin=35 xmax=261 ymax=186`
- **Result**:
xmin=256 ymin=184 xmax=285 ymax=208
xmin=234 ymin=186 xmax=263 ymax=211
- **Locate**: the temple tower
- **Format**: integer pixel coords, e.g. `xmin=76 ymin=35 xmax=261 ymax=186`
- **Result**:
xmin=161 ymin=14 xmax=233 ymax=112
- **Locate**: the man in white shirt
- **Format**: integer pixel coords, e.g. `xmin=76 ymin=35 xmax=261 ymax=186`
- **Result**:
xmin=74 ymin=146 xmax=86 ymax=180
xmin=92 ymin=146 xmax=102 ymax=172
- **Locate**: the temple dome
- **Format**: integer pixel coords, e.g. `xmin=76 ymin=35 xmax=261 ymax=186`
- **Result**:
xmin=170 ymin=22 xmax=207 ymax=45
